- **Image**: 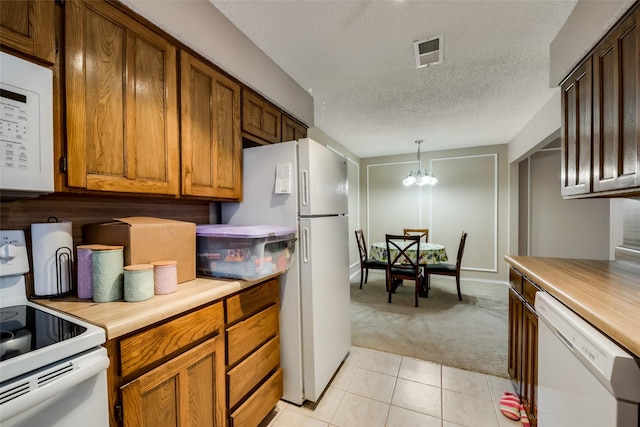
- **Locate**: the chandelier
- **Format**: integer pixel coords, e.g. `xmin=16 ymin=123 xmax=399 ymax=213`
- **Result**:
xmin=402 ymin=140 xmax=438 ymax=186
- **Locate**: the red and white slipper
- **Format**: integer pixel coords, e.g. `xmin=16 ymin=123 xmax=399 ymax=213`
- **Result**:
xmin=499 ymin=391 xmax=521 ymax=421
xmin=520 ymin=403 xmax=531 ymax=427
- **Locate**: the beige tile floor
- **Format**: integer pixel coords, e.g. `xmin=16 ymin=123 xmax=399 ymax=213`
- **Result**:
xmin=262 ymin=346 xmax=523 ymax=427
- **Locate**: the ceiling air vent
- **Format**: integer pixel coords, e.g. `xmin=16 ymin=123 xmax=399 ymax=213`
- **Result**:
xmin=413 ymin=35 xmax=444 ymax=68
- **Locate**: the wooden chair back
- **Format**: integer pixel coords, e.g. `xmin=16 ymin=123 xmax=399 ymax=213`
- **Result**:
xmin=403 ymin=228 xmax=429 ymax=242
xmin=424 ymin=230 xmax=468 ymax=301
xmin=385 ymin=234 xmax=424 ymax=306
xmin=455 ymin=231 xmax=468 ymax=271
xmin=355 ymin=229 xmax=368 ymax=264
xmin=386 ymin=234 xmax=421 ymax=269
xmin=355 ymin=229 xmax=386 ymax=289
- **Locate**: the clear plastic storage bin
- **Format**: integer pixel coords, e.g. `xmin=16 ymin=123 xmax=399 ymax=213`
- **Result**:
xmin=196 ymin=224 xmax=296 ymax=280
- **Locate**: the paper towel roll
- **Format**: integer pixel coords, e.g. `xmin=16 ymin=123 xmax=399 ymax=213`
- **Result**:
xmin=31 ymin=221 xmax=74 ymax=297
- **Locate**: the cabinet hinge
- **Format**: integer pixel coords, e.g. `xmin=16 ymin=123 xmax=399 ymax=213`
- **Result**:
xmin=115 ymin=403 xmax=123 ymax=423
xmin=59 ymin=156 xmax=67 ymax=173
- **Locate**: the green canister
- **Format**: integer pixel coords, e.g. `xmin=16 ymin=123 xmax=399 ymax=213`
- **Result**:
xmin=92 ymin=245 xmax=124 ymax=302
xmin=124 ymin=264 xmax=155 ymax=302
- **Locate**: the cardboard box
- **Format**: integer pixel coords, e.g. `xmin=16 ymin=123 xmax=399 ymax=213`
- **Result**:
xmin=84 ymin=217 xmax=195 ymax=283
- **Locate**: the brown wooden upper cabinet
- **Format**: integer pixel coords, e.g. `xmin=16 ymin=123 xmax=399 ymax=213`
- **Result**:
xmin=592 ymin=6 xmax=640 ymax=193
xmin=242 ymin=89 xmax=281 ymax=144
xmin=561 ymin=58 xmax=592 ymax=197
xmin=561 ymin=3 xmax=640 ymax=198
xmin=180 ymin=52 xmax=242 ymax=200
xmin=282 ymin=114 xmax=307 ymax=141
xmin=64 ymin=0 xmax=180 ymax=195
xmin=0 ymin=0 xmax=55 ymax=64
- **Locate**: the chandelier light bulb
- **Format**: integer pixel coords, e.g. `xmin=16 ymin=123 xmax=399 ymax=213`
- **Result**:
xmin=402 ymin=140 xmax=437 ymax=187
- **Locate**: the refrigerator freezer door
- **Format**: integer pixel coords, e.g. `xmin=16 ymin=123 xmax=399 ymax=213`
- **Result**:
xmin=297 ymin=138 xmax=348 ymax=217
xmin=299 ymin=215 xmax=351 ymax=402
xmin=221 ymin=141 xmax=298 ymax=228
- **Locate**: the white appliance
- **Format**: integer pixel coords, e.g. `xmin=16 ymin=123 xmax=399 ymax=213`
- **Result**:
xmin=536 ymin=291 xmax=640 ymax=427
xmin=222 ymin=138 xmax=350 ymax=405
xmin=0 ymin=52 xmax=54 ymax=201
xmin=0 ymin=230 xmax=109 ymax=426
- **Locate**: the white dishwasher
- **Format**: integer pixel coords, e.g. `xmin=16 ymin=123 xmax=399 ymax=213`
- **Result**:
xmin=536 ymin=291 xmax=640 ymax=427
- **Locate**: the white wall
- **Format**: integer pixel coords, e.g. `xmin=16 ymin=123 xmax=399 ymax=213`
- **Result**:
xmin=508 ymin=92 xmax=561 ymax=164
xmin=519 ymin=146 xmax=610 ymax=259
xmin=361 ymin=144 xmax=509 ymax=282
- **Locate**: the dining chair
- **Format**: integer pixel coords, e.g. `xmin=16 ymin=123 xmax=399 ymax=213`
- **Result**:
xmin=355 ymin=230 xmax=387 ymax=289
xmin=385 ymin=234 xmax=424 ymax=307
xmin=403 ymin=228 xmax=429 ymax=242
xmin=424 ymin=231 xmax=468 ymax=301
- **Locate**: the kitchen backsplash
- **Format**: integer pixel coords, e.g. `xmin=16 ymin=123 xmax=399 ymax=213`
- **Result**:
xmin=0 ymin=194 xmax=210 ymax=295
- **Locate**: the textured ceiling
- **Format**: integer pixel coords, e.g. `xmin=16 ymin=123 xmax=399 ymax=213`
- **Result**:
xmin=211 ymin=0 xmax=578 ymax=158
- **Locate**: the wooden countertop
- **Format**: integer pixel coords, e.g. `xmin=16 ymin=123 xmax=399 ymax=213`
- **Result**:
xmin=505 ymin=256 xmax=640 ymax=358
xmin=35 ymin=273 xmax=282 ymax=340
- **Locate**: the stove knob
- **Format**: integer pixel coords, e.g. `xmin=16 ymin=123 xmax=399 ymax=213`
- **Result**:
xmin=0 ymin=244 xmax=17 ymax=261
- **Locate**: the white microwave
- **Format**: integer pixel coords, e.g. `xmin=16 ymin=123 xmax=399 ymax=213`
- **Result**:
xmin=0 ymin=51 xmax=54 ymax=201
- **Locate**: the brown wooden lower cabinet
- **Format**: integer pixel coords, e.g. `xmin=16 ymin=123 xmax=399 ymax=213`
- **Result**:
xmin=121 ymin=334 xmax=225 ymax=427
xmin=112 ymin=301 xmax=225 ymax=426
xmin=507 ymin=287 xmax=523 ymax=386
xmin=521 ymin=303 xmax=538 ymax=427
xmin=106 ymin=277 xmax=283 ymax=426
xmin=225 ymin=278 xmax=281 ymax=427
xmin=507 ymin=267 xmax=538 ymax=427
xmin=230 ymin=368 xmax=283 ymax=427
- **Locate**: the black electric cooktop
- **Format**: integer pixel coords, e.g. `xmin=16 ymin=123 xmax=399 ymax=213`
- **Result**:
xmin=0 ymin=305 xmax=87 ymax=362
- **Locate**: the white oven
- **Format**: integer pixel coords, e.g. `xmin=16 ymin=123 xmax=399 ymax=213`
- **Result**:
xmin=0 ymin=51 xmax=54 ymax=201
xmin=0 ymin=230 xmax=109 ymax=426
xmin=536 ymin=291 xmax=640 ymax=427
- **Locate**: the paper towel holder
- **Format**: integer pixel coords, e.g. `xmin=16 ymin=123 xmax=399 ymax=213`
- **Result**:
xmin=30 ymin=216 xmax=74 ymax=299
xmin=49 ymin=216 xmax=73 ymax=297
xmin=54 ymin=246 xmax=73 ymax=297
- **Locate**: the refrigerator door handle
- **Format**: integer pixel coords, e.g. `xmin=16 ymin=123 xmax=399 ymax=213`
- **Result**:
xmin=302 ymin=227 xmax=310 ymax=263
xmin=301 ymin=169 xmax=309 ymax=207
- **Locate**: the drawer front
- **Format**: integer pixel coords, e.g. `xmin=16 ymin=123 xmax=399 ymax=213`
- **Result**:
xmin=228 ymin=335 xmax=280 ymax=408
xmin=227 ymin=304 xmax=279 ymax=366
xmin=509 ymin=268 xmax=523 ymax=295
xmin=226 ymin=278 xmax=279 ymax=325
xmin=522 ymin=277 xmax=540 ymax=307
xmin=120 ymin=302 xmax=223 ymax=377
xmin=230 ymin=368 xmax=283 ymax=427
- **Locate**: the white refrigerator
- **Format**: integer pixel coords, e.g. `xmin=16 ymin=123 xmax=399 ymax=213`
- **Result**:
xmin=222 ymin=138 xmax=351 ymax=405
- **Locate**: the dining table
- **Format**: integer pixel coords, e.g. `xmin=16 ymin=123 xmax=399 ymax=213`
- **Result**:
xmin=370 ymin=241 xmax=449 ymax=265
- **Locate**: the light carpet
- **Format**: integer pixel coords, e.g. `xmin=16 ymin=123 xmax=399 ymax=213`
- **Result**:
xmin=350 ymin=271 xmax=509 ymax=378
